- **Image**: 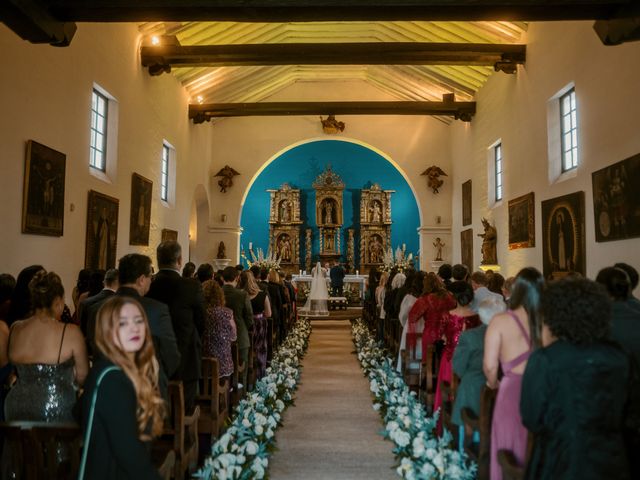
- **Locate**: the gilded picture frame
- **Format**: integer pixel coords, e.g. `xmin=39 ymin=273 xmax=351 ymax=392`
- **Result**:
xmin=508 ymin=192 xmax=535 ymax=250
xmin=541 ymin=191 xmax=585 ymax=279
xmin=85 ymin=190 xmax=119 ymax=270
xmin=21 ymin=140 xmax=66 ymax=236
xmin=161 ymin=228 xmax=178 ymax=243
xmin=129 ymin=173 xmax=153 ymax=246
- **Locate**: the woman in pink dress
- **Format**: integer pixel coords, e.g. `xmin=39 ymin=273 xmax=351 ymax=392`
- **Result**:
xmin=407 ymin=273 xmax=456 ymax=374
xmin=434 ymin=281 xmax=480 ymax=420
xmin=483 ymin=267 xmax=544 ymax=480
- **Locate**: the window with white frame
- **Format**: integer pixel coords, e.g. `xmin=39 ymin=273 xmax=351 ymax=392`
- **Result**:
xmin=161 ymin=143 xmax=170 ymax=201
xmin=560 ymin=88 xmax=578 ymax=172
xmin=494 ymin=143 xmax=503 ymax=202
xmin=90 ymin=89 xmax=108 ymax=171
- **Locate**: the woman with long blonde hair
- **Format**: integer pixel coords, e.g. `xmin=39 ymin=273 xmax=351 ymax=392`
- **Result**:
xmin=80 ymin=296 xmax=164 ymax=479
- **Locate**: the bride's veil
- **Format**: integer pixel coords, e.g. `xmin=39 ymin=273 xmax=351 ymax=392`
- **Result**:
xmin=301 ymin=262 xmax=329 ymax=316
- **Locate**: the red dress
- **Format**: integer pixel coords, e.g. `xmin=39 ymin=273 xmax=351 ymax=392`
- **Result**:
xmin=407 ymin=292 xmax=456 ymax=355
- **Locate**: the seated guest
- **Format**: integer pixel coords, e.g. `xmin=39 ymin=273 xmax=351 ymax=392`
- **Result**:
xmin=5 ymin=271 xmax=89 ymax=425
xmin=196 ymin=263 xmax=214 ymax=283
xmin=396 ymin=271 xmax=425 ymax=372
xmin=521 ymin=277 xmax=637 ymax=480
xmin=81 ymin=296 xmax=164 ymax=479
xmin=484 ymin=267 xmax=544 ymax=480
xmin=202 ymin=279 xmax=237 ymax=379
xmin=6 ymin=264 xmax=45 ymax=326
xmin=238 ymin=271 xmax=270 ymax=378
xmin=435 ymin=281 xmax=480 ymax=421
xmin=452 ymin=296 xmax=506 ymax=451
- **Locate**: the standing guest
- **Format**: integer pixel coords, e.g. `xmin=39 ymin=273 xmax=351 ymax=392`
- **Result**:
xmin=267 ymin=270 xmax=285 ymax=340
xmin=452 ymin=264 xmax=469 ymax=282
xmin=452 ymin=296 xmax=506 ymax=451
xmin=201 ymin=280 xmax=236 ymax=379
xmin=435 ymin=281 xmax=480 ymax=420
xmin=72 ymin=268 xmax=92 ymax=315
xmin=221 ymin=267 xmax=253 ymax=387
xmin=375 ymin=271 xmax=389 ymax=342
xmin=249 ymin=266 xmax=269 ymax=294
xmin=488 ymin=272 xmax=506 ymax=299
xmin=470 ymin=271 xmax=505 ymax=313
xmin=408 ymin=273 xmax=456 ymax=363
xmin=596 ymin=267 xmax=640 ymax=365
xmin=484 ymin=267 xmax=544 ymax=480
xmin=147 ymin=241 xmax=205 ymax=413
xmin=6 ymin=264 xmax=45 ymax=326
xmin=283 ymin=274 xmax=297 ymax=322
xmin=502 ymin=276 xmax=515 ymax=304
xmin=80 ymin=296 xmax=164 ymax=479
xmin=0 ymin=274 xmax=15 ymax=420
xmin=88 ymin=254 xmax=180 ymax=403
xmin=329 ymin=261 xmax=346 ymax=297
xmin=196 ymin=263 xmax=214 ymax=283
xmin=521 ymin=278 xmax=637 ymax=480
xmin=394 ymin=269 xmax=417 ymax=320
xmin=5 ymin=271 xmax=89 ymax=421
xmin=239 ymin=272 xmax=271 ymax=378
xmin=182 ymin=261 xmax=196 ymax=278
xmin=438 ymin=264 xmax=453 ymax=290
xmin=384 ymin=272 xmax=406 ymax=323
xmin=235 ymin=264 xmax=244 ymax=273
xmin=396 ymin=271 xmax=425 ymax=372
xmin=78 ymin=268 xmax=118 ymax=338
xmin=614 ymin=262 xmax=640 ymax=308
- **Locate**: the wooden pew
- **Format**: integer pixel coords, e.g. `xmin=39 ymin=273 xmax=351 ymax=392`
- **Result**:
xmin=230 ymin=342 xmax=246 ymax=408
xmin=420 ymin=344 xmax=439 ymax=414
xmin=440 ymin=374 xmax=460 ymax=441
xmin=461 ymin=386 xmax=498 ymax=480
xmin=196 ymin=357 xmax=230 ymax=442
xmin=0 ymin=422 xmax=27 ymax=479
xmin=401 ymin=333 xmax=423 ymax=392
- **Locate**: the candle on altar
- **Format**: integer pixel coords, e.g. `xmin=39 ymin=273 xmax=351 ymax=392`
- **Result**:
xmin=356 ymin=270 xmax=359 ymax=276
xmin=299 ymin=269 xmax=302 ymax=275
xmin=249 ymin=242 xmax=253 ymax=250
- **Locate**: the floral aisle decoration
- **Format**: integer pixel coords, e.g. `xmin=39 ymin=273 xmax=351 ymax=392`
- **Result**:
xmin=195 ymin=319 xmax=312 ymax=480
xmin=381 ymin=244 xmax=415 ymax=272
xmin=352 ymin=320 xmax=476 ymax=480
xmin=241 ymin=247 xmax=282 ymax=270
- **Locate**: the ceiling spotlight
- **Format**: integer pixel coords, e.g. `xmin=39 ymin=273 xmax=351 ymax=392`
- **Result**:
xmin=196 ymin=95 xmax=204 ymax=104
xmin=151 ymin=36 xmax=160 ymax=46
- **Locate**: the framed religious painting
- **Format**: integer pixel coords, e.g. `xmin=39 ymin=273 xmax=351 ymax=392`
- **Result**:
xmin=592 ymin=152 xmax=640 ymax=242
xmin=21 ymin=140 xmax=66 ymax=236
xmin=129 ymin=173 xmax=153 ymax=246
xmin=462 ymin=180 xmax=472 ymax=226
xmin=85 ymin=190 xmax=119 ymax=270
xmin=508 ymin=192 xmax=535 ymax=250
xmin=541 ymin=191 xmax=585 ymax=279
xmin=161 ymin=228 xmax=178 ymax=243
xmin=460 ymin=228 xmax=473 ymax=274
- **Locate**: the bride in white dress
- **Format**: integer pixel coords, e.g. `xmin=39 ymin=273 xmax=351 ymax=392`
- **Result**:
xmin=301 ymin=262 xmax=329 ymax=316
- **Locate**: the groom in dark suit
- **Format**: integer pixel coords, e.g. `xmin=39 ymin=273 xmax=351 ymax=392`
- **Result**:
xmin=330 ymin=261 xmax=346 ymax=297
xmin=147 ymin=241 xmax=205 ymax=413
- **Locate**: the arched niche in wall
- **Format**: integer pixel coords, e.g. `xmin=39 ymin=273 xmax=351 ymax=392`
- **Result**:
xmin=239 ymin=138 xmax=422 ymax=265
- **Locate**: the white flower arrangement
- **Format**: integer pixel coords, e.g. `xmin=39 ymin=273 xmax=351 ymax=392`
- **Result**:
xmin=352 ymin=320 xmax=477 ymax=480
xmin=241 ymin=247 xmax=282 ymax=270
xmin=195 ymin=319 xmax=312 ymax=480
xmin=380 ymin=245 xmax=415 ymax=273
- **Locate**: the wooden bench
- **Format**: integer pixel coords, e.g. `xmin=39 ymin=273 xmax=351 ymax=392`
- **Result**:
xmin=401 ymin=333 xmax=423 ymax=392
xmin=196 ymin=357 xmax=230 ymax=442
xmin=420 ymin=344 xmax=439 ymax=414
xmin=230 ymin=341 xmax=246 ymax=409
xmin=461 ymin=386 xmax=497 ymax=480
xmin=440 ymin=374 xmax=460 ymax=441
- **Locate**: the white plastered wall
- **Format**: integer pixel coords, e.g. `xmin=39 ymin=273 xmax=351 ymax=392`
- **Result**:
xmin=450 ymin=21 xmax=640 ymax=295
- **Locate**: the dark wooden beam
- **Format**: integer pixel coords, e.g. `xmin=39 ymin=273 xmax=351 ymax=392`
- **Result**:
xmin=188 ymin=100 xmax=477 ymax=124
xmin=593 ymin=16 xmax=640 ymax=44
xmin=44 ymin=1 xmax=638 ymax=22
xmin=141 ymin=42 xmax=526 ymax=76
xmin=0 ymin=0 xmax=76 ymax=45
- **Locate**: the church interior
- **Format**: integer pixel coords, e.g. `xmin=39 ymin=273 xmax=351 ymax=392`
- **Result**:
xmin=1 ymin=1 xmax=639 ymax=479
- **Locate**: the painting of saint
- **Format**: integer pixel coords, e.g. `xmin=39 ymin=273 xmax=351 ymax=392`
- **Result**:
xmin=22 ymin=140 xmax=66 ymax=236
xmin=542 ymin=192 xmax=585 ymax=279
xmin=129 ymin=173 xmax=152 ymax=245
xmin=508 ymin=192 xmax=535 ymax=249
xmin=85 ymin=190 xmax=119 ymax=270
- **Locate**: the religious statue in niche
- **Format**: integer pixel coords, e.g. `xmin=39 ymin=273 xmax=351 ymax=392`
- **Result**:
xmin=277 ymin=234 xmax=292 ymax=262
xmin=478 ymin=218 xmax=498 ymax=265
xmin=213 ymin=165 xmax=240 ymax=193
xmin=279 ymin=200 xmax=292 ymax=223
xmin=324 ymin=231 xmax=335 ymax=252
xmin=369 ymin=200 xmax=382 ymax=223
xmin=323 ymin=199 xmax=335 ymax=224
xmin=421 ymin=165 xmax=448 ymax=194
xmin=217 ymin=241 xmax=226 ymax=259
xmin=369 ymin=235 xmax=384 ymax=263
xmin=433 ymin=237 xmax=445 ymax=261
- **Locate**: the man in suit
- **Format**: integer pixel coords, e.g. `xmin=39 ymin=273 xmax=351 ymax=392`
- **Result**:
xmin=146 ymin=241 xmax=205 ymax=413
xmin=221 ymin=266 xmax=253 ymax=386
xmin=329 ymin=261 xmax=346 ymax=297
xmin=88 ymin=254 xmax=180 ymax=402
xmin=78 ymin=268 xmax=118 ymax=338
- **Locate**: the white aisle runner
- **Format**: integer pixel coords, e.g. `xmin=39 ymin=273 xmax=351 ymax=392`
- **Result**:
xmin=269 ymin=321 xmax=397 ymax=479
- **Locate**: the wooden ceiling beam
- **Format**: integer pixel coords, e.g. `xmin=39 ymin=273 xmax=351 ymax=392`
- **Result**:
xmin=141 ymin=42 xmax=526 ymax=76
xmin=0 ymin=0 xmax=76 ymax=45
xmin=188 ymin=98 xmax=477 ymax=124
xmin=45 ymin=1 xmax=637 ymax=22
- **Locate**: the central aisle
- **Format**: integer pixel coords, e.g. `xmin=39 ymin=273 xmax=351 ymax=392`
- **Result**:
xmin=269 ymin=321 xmax=397 ymax=479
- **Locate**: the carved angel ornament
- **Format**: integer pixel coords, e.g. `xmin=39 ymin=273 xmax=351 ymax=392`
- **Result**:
xmin=213 ymin=165 xmax=240 ymax=193
xmin=421 ymin=166 xmax=448 ymax=194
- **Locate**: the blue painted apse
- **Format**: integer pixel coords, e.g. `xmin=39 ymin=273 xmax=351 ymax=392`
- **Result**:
xmin=240 ymin=140 xmax=420 ymax=268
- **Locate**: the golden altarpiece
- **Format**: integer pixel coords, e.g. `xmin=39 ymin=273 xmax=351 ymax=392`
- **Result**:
xmin=313 ymin=166 xmax=344 ymax=265
xmin=268 ymin=183 xmax=302 ymax=273
xmin=360 ymin=183 xmax=394 ymax=273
